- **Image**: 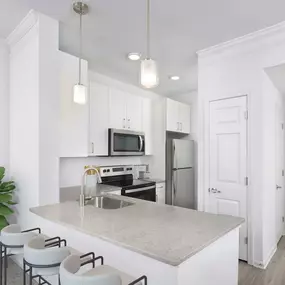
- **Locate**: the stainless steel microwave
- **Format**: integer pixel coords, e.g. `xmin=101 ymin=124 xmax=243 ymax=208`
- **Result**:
xmin=108 ymin=129 xmax=145 ymax=156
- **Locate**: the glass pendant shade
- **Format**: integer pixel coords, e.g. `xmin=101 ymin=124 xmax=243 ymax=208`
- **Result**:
xmin=140 ymin=58 xmax=159 ymax=88
xmin=73 ymin=84 xmax=87 ymax=105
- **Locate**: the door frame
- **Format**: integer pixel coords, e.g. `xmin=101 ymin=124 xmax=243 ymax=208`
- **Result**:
xmin=199 ymin=94 xmax=252 ymax=264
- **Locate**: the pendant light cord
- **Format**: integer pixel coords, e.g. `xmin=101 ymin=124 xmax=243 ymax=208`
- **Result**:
xmin=79 ymin=5 xmax=83 ymax=85
xmin=146 ymin=0 xmax=150 ymax=59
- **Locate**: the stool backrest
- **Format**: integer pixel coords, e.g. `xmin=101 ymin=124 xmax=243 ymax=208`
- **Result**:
xmin=60 ymin=255 xmax=122 ymax=285
xmin=1 ymin=224 xmax=38 ymax=247
xmin=24 ymin=235 xmax=70 ymax=266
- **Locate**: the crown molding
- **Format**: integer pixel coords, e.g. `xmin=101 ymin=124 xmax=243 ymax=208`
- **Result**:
xmin=7 ymin=10 xmax=39 ymax=47
xmin=197 ymin=21 xmax=285 ymax=59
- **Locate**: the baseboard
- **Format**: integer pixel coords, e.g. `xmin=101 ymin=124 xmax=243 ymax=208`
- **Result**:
xmin=253 ymin=245 xmax=277 ymax=269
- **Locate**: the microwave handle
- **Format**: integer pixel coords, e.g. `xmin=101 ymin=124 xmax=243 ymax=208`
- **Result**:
xmin=139 ymin=136 xmax=143 ymax=151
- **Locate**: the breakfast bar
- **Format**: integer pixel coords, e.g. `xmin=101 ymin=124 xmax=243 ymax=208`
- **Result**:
xmin=30 ymin=195 xmax=243 ymax=285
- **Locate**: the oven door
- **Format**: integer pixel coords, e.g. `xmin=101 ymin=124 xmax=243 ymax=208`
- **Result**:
xmin=109 ymin=129 xmax=145 ymax=156
xmin=121 ymin=186 xmax=156 ymax=202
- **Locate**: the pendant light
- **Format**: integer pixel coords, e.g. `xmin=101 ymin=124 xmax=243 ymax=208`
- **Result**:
xmin=140 ymin=0 xmax=159 ymax=88
xmin=73 ymin=1 xmax=89 ymax=104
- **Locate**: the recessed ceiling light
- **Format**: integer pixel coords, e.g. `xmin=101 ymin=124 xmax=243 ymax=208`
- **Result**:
xmin=128 ymin=53 xmax=141 ymax=61
xmin=170 ymin=75 xmax=180 ymax=81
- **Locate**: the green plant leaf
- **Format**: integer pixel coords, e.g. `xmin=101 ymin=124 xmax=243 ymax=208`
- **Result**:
xmin=0 ymin=204 xmax=14 ymax=216
xmin=0 ymin=167 xmax=5 ymax=182
xmin=0 ymin=215 xmax=8 ymax=230
xmin=0 ymin=194 xmax=12 ymax=203
xmin=6 ymin=201 xmax=17 ymax=205
xmin=0 ymin=181 xmax=14 ymax=189
xmin=0 ymin=185 xmax=15 ymax=192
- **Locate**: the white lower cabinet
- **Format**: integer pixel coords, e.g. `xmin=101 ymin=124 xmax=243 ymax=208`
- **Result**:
xmin=156 ymin=182 xmax=165 ymax=204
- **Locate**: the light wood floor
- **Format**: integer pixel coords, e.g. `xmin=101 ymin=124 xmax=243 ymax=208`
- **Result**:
xmin=239 ymin=237 xmax=285 ymax=285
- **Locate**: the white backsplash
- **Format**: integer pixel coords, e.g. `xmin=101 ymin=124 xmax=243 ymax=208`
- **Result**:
xmin=60 ymin=156 xmax=152 ymax=187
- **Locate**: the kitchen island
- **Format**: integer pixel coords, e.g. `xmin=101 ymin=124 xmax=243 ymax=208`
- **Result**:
xmin=31 ymin=194 xmax=243 ymax=285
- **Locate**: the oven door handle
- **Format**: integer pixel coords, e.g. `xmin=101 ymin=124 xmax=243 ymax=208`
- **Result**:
xmin=139 ymin=136 xmax=143 ymax=152
xmin=124 ymin=186 xmax=154 ymax=193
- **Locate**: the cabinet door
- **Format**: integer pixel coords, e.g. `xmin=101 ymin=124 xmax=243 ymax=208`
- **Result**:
xmin=109 ymin=88 xmax=126 ymax=129
xmin=89 ymin=82 xmax=109 ymax=156
xmin=142 ymin=98 xmax=152 ymax=155
xmin=59 ymin=51 xmax=89 ymax=157
xmin=156 ymin=182 xmax=165 ymax=204
xmin=166 ymin=98 xmax=180 ymax=132
xmin=126 ymin=94 xmax=142 ymax=131
xmin=179 ymin=103 xmax=191 ymax=134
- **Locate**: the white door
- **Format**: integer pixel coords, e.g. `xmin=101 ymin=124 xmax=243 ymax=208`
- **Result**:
xmin=179 ymin=103 xmax=191 ymax=134
xmin=208 ymin=96 xmax=248 ymax=261
xmin=126 ymin=94 xmax=142 ymax=131
xmin=166 ymin=98 xmax=180 ymax=132
xmin=109 ymin=88 xmax=126 ymax=129
xmin=275 ymin=103 xmax=284 ymax=242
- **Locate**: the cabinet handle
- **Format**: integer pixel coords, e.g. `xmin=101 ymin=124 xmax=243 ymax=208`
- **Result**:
xmin=91 ymin=142 xmax=94 ymax=153
xmin=180 ymin=122 xmax=182 ymax=131
xmin=177 ymin=122 xmax=179 ymax=130
xmin=123 ymin=118 xmax=126 ymax=128
xmin=128 ymin=119 xmax=131 ymax=129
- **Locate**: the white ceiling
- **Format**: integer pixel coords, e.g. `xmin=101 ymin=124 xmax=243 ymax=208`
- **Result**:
xmin=2 ymin=0 xmax=285 ymax=96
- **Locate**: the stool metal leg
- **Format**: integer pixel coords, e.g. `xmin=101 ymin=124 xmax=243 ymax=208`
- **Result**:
xmin=23 ymin=260 xmax=26 ymax=285
xmin=0 ymin=243 xmax=2 ymax=285
xmin=29 ymin=266 xmax=32 ymax=285
xmin=3 ymin=247 xmax=7 ymax=285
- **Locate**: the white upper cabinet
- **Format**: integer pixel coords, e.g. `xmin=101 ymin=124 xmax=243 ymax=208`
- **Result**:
xmin=89 ymin=81 xmax=109 ymax=156
xmin=109 ymin=89 xmax=142 ymax=131
xmin=166 ymin=98 xmax=191 ymax=134
xmin=59 ymin=51 xmax=89 ymax=157
xmin=126 ymin=93 xmax=142 ymax=131
xmin=166 ymin=99 xmax=180 ymax=132
xmin=142 ymin=98 xmax=152 ymax=155
xmin=179 ymin=103 xmax=191 ymax=134
xmin=109 ymin=88 xmax=126 ymax=129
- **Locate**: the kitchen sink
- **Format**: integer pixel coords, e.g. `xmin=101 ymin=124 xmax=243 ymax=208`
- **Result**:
xmin=85 ymin=196 xmax=134 ymax=210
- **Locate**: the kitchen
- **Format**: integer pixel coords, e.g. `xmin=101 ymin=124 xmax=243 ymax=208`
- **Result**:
xmin=3 ymin=0 xmax=285 ymax=284
xmin=1 ymin=1 xmax=243 ymax=284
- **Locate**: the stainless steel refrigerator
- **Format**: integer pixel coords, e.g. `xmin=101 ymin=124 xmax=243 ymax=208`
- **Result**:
xmin=166 ymin=139 xmax=195 ymax=209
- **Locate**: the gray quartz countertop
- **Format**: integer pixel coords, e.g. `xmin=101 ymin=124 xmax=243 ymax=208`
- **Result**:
xmin=30 ymin=195 xmax=243 ymax=266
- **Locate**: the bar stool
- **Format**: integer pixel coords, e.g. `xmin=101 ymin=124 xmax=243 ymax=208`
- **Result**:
xmin=60 ymin=253 xmax=147 ymax=285
xmin=23 ymin=234 xmax=70 ymax=285
xmin=0 ymin=224 xmax=41 ymax=285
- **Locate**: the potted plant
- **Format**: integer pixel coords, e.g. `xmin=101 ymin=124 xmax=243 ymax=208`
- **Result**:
xmin=0 ymin=167 xmax=16 ymax=230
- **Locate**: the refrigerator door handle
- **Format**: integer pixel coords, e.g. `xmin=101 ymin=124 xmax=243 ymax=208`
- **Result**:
xmin=172 ymin=143 xmax=178 ymax=205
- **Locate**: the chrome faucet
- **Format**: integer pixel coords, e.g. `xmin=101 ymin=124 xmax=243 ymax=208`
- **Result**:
xmin=80 ymin=167 xmax=102 ymax=207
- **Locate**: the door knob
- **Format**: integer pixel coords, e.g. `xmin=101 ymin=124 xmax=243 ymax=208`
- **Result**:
xmin=276 ymin=185 xmax=282 ymax=190
xmin=208 ymin=188 xmax=221 ymax=194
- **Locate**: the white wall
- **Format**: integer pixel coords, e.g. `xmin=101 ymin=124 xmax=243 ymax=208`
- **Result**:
xmin=197 ymin=22 xmax=285 ymax=267
xmin=59 ymin=71 xmax=163 ymax=187
xmin=0 ymin=39 xmax=9 ymax=169
xmin=8 ymin=11 xmax=59 ymax=228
